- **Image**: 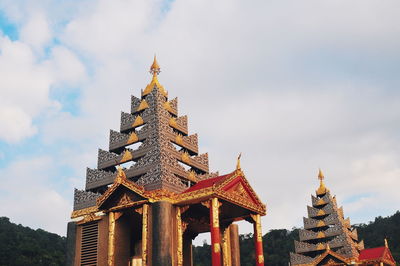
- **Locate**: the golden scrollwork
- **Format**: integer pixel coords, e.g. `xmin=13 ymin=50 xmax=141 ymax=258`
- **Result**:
xmin=213 ymin=243 xmax=220 ymax=253
xmin=145 ymin=189 xmax=178 ymax=203
xmin=132 ymin=116 xmax=144 ymax=127
xmin=136 ymin=100 xmax=149 ymax=112
xmin=181 ymin=151 xmax=190 ymax=164
xmin=164 ymin=101 xmax=175 ymax=113
xmin=212 ymin=198 xmax=220 ymax=228
xmin=77 ymin=213 xmax=101 ymax=225
xmin=108 ymin=212 xmax=115 ymax=266
xmin=251 ymin=214 xmax=262 ymax=242
xmin=142 ymin=204 xmax=148 ymax=265
xmin=222 ymin=227 xmax=232 ymax=266
xmin=201 ymin=200 xmax=211 ymax=209
xmin=175 ymin=134 xmax=183 ymax=146
xmin=258 ymin=255 xmax=264 ymax=263
xmin=120 ymin=150 xmax=133 ymax=163
xmin=71 ymin=206 xmax=98 ymax=218
xmin=177 ymin=207 xmax=183 ymax=266
xmin=127 ymin=132 xmax=139 ymax=144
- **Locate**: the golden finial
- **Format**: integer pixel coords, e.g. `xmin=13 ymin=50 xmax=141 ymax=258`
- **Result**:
xmin=150 ymin=55 xmax=160 ymax=76
xmin=316 ymin=168 xmax=328 ymax=196
xmin=236 ymin=153 xmax=242 ymax=170
xmin=326 ymin=244 xmax=330 ymax=251
xmin=384 ymin=238 xmax=388 ymax=248
xmin=318 ymin=168 xmax=324 ymax=181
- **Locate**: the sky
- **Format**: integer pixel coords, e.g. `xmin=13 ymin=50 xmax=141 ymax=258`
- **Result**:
xmin=0 ymin=0 xmax=399 ymax=241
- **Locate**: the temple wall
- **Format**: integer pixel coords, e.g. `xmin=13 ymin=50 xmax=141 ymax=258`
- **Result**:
xmin=98 ymin=216 xmax=109 ymax=266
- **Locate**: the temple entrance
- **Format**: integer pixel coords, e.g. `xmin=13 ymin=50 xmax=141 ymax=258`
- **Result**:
xmin=113 ymin=209 xmax=143 ymax=266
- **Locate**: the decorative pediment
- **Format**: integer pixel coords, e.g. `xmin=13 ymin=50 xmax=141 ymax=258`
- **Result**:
xmin=98 ymin=185 xmax=148 ymax=210
xmin=177 ymin=169 xmax=266 ymax=214
xmin=313 ymin=250 xmax=350 ymax=266
xmin=97 ymin=168 xmax=148 ymax=210
xmin=221 ymin=178 xmax=259 ymax=206
xmin=216 ymin=170 xmax=266 ymax=214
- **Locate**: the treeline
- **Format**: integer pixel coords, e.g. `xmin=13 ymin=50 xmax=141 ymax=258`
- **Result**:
xmin=0 ymin=211 xmax=398 ymax=265
xmin=0 ymin=217 xmax=65 ymax=266
xmin=194 ymin=211 xmax=400 ymax=265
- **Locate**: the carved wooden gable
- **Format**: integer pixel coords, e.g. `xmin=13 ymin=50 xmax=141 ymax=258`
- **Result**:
xmin=223 ymin=178 xmax=258 ymax=204
xmin=97 ymin=178 xmax=148 ymax=210
xmin=218 ymin=175 xmax=265 ymax=213
xmin=315 ymin=251 xmax=348 ymax=266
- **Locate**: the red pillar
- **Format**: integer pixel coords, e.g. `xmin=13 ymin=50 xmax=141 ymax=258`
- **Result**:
xmin=210 ymin=198 xmax=221 ymax=266
xmin=252 ymin=214 xmax=264 ymax=266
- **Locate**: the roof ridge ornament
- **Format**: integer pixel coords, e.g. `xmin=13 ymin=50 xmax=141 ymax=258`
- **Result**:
xmin=150 ymin=54 xmax=161 ymax=76
xmin=142 ymin=55 xmax=167 ymax=97
xmin=316 ymin=168 xmax=329 ymax=196
xmin=236 ymin=153 xmax=242 ymax=170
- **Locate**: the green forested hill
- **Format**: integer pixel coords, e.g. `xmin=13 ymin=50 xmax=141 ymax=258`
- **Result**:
xmin=0 ymin=217 xmax=66 ymax=266
xmin=0 ymin=211 xmax=398 ymax=265
xmin=193 ymin=211 xmax=400 ymax=266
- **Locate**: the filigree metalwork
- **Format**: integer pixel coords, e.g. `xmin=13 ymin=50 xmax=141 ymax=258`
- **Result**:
xmin=73 ymin=189 xmax=100 ymax=210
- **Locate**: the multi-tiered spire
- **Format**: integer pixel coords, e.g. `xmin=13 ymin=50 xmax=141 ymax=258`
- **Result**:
xmin=290 ymin=170 xmax=364 ymax=265
xmin=73 ymin=57 xmax=212 ymax=211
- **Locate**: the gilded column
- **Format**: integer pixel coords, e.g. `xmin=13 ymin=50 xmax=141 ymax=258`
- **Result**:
xmin=108 ymin=212 xmax=116 ymax=266
xmin=210 ymin=198 xmax=222 ymax=266
xmin=229 ymin=224 xmax=241 ymax=266
xmin=177 ymin=207 xmax=183 ymax=266
xmin=222 ymin=227 xmax=232 ymax=266
xmin=142 ymin=204 xmax=149 ymax=265
xmin=252 ymin=214 xmax=264 ymax=266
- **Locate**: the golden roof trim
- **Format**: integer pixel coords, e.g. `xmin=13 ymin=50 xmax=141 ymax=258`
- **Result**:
xmin=71 ymin=206 xmax=98 ymax=218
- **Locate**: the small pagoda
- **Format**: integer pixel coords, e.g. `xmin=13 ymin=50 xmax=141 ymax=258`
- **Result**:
xmin=290 ymin=170 xmax=396 ymax=266
xmin=66 ymin=57 xmax=267 ymax=266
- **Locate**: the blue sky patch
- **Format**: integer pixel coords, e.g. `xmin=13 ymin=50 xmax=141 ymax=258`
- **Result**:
xmin=0 ymin=11 xmax=18 ymax=40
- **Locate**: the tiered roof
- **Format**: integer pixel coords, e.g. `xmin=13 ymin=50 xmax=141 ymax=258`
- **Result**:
xmin=73 ymin=56 xmax=215 ymax=212
xmin=290 ymin=170 xmax=364 ymax=265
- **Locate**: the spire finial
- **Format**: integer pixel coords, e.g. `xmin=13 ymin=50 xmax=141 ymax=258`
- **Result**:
xmin=236 ymin=153 xmax=242 ymax=170
xmin=316 ymin=168 xmax=328 ymax=196
xmin=318 ymin=168 xmax=324 ymax=181
xmin=150 ymin=54 xmax=161 ymax=76
xmin=384 ymin=238 xmax=388 ymax=248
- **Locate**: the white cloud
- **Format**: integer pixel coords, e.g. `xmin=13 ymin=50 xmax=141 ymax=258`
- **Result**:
xmin=0 ymin=105 xmax=37 ymax=142
xmin=19 ymin=12 xmax=51 ymax=52
xmin=0 ymin=0 xmax=400 ymax=238
xmin=0 ymin=157 xmax=71 ymax=235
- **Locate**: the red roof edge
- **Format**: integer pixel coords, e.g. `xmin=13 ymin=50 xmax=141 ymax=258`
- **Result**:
xmin=182 ymin=173 xmax=231 ymax=193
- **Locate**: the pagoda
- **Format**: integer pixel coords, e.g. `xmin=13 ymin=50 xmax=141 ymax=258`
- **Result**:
xmin=66 ymin=57 xmax=267 ymax=266
xmin=290 ymin=170 xmax=396 ymax=266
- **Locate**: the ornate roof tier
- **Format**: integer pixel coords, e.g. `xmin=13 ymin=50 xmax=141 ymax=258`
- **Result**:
xmin=290 ymin=170 xmax=364 ymax=265
xmin=74 ymin=57 xmax=216 ymax=211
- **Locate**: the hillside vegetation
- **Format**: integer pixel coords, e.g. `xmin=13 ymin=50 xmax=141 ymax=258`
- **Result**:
xmin=194 ymin=211 xmax=400 ymax=265
xmin=0 ymin=211 xmax=398 ymax=265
